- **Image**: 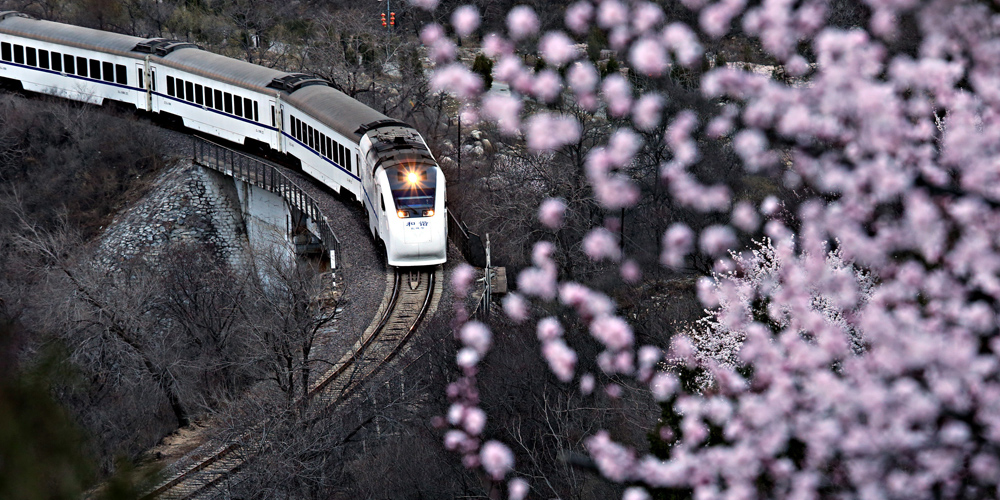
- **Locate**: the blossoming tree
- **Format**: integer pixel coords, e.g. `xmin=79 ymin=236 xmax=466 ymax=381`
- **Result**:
xmin=422 ymin=0 xmax=1000 ymax=498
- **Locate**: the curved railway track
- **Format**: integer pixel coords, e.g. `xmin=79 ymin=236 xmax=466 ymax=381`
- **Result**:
xmin=143 ymin=267 xmax=441 ymax=500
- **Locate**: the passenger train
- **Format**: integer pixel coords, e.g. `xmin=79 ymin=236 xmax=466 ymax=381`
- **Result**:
xmin=0 ymin=12 xmax=446 ymax=267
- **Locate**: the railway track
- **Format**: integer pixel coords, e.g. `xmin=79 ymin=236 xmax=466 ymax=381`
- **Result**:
xmin=142 ymin=267 xmax=441 ymax=500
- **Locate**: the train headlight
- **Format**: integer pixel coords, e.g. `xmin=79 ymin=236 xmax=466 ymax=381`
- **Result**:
xmin=397 ymin=210 xmax=409 ymax=218
xmin=407 ymin=172 xmax=419 ymax=184
xmin=422 ymin=209 xmax=434 ymax=217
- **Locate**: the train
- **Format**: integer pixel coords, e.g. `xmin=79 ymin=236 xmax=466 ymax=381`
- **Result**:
xmin=0 ymin=11 xmax=447 ymax=267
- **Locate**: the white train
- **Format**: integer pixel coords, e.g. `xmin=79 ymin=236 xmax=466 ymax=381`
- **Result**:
xmin=0 ymin=11 xmax=447 ymax=267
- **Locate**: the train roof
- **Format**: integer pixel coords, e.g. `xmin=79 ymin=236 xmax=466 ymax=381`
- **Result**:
xmin=0 ymin=12 xmax=144 ymax=56
xmin=283 ymin=85 xmax=394 ymax=142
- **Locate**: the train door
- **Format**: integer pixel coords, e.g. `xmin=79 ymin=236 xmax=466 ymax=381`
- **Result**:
xmin=270 ymin=99 xmax=282 ymax=152
xmin=135 ymin=62 xmax=148 ymax=111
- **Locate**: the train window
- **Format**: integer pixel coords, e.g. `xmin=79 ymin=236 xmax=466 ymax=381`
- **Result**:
xmin=115 ymin=64 xmax=126 ymax=85
xmin=89 ymin=59 xmax=101 ymax=80
xmin=347 ymin=150 xmax=352 ymax=171
xmin=1 ymin=42 xmax=10 ymax=62
xmin=151 ymin=70 xmax=156 ymax=91
xmin=325 ymin=137 xmax=332 ymax=158
xmin=51 ymin=52 xmax=61 ymax=72
xmin=253 ymin=101 xmax=259 ymax=122
xmin=244 ymin=98 xmax=252 ymax=119
xmin=184 ymin=81 xmax=193 ymax=102
xmin=64 ymin=54 xmax=74 ymax=74
xmin=380 ymin=196 xmax=385 ymax=212
xmin=340 ymin=144 xmax=346 ymax=166
xmin=224 ymin=93 xmax=233 ymax=114
xmin=271 ymin=106 xmax=275 ymax=127
xmin=314 ymin=129 xmax=320 ymax=151
xmin=102 ymin=61 xmax=113 ymax=82
xmin=13 ymin=45 xmax=23 ymax=64
xmin=76 ymin=56 xmax=86 ymax=77
xmin=137 ymin=68 xmax=143 ymax=89
xmin=166 ymin=76 xmax=174 ymax=96
xmin=233 ymin=96 xmax=243 ymax=117
xmin=305 ymin=125 xmax=312 ymax=148
xmin=213 ymin=89 xmax=222 ymax=110
xmin=194 ymin=84 xmax=203 ymax=105
xmin=204 ymin=86 xmax=213 ymax=108
xmin=25 ymin=47 xmax=35 ymax=67
xmin=38 ymin=50 xmax=48 ymax=69
xmin=177 ymin=79 xmax=185 ymax=99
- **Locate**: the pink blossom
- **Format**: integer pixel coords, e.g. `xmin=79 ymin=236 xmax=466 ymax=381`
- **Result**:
xmin=565 ymin=1 xmax=594 ymax=34
xmin=409 ymin=0 xmax=438 ymax=10
xmin=507 ymin=6 xmax=539 ymax=40
xmin=629 ymin=38 xmax=669 ymax=77
xmin=621 ymin=260 xmax=641 ymax=283
xmin=502 ymin=293 xmax=529 ymax=322
xmin=700 ymin=0 xmax=746 ymax=38
xmin=607 ymin=128 xmax=642 ymax=166
xmin=632 ymin=3 xmax=664 ymax=33
xmin=531 ymin=70 xmax=563 ymax=103
xmin=661 ymin=223 xmax=694 ymax=268
xmin=460 ymin=321 xmax=492 ymax=355
xmin=463 ymin=406 xmax=487 ymax=435
xmin=650 ymin=372 xmax=678 ymax=401
xmin=590 ymin=315 xmax=634 ymax=351
xmin=429 ymin=39 xmax=457 ymax=64
xmin=480 ymin=441 xmax=515 ymax=480
xmin=420 ymin=24 xmax=445 ymax=45
xmin=518 ymin=259 xmax=557 ymax=300
xmin=483 ymin=34 xmax=513 ymax=58
xmin=451 ymin=5 xmax=480 ymax=37
xmin=538 ymin=198 xmax=567 ymax=229
xmin=568 ymin=61 xmax=600 ymax=95
xmin=539 ymin=31 xmax=580 ymax=66
xmin=580 ymin=373 xmax=596 ymax=395
xmin=526 ymin=113 xmax=581 ymax=151
xmin=623 ymin=487 xmax=651 ymax=500
xmin=760 ymin=196 xmax=780 ymax=216
xmin=597 ymin=0 xmax=628 ymax=29
xmin=444 ymin=429 xmax=467 ymax=450
xmin=537 ymin=317 xmax=564 ymax=342
xmin=605 ymin=383 xmax=622 ymax=398
xmin=542 ymin=338 xmax=577 ymax=382
xmin=602 ymin=74 xmax=633 ymax=117
xmin=585 ymin=431 xmax=635 ymax=481
xmin=632 ymin=93 xmax=663 ymax=131
xmin=509 ymin=478 xmax=529 ymax=500
xmin=583 ymin=228 xmax=621 ymax=261
xmin=481 ymin=93 xmax=522 ymax=135
xmin=452 ymin=263 xmax=475 ymax=296
xmin=431 ymin=64 xmax=482 ymax=99
xmin=732 ymin=201 xmax=760 ymax=232
xmin=456 ymin=347 xmax=480 ymax=369
xmin=661 ymin=23 xmax=703 ymax=67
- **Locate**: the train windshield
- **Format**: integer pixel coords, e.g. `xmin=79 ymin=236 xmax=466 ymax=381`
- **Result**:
xmin=387 ymin=165 xmax=438 ymax=216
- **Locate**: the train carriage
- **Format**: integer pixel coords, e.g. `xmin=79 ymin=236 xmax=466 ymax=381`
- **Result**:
xmin=0 ymin=11 xmax=446 ymax=267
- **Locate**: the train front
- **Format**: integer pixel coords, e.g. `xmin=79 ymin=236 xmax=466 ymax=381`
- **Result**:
xmin=373 ymin=152 xmax=445 ymax=267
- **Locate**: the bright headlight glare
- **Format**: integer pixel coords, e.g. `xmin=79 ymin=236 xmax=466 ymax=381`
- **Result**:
xmin=397 ymin=210 xmax=409 ymax=218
